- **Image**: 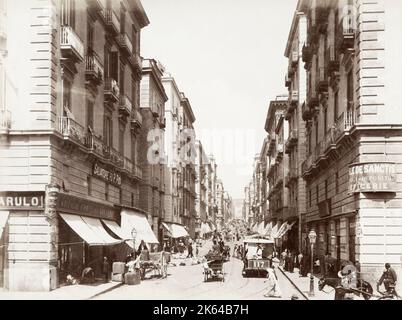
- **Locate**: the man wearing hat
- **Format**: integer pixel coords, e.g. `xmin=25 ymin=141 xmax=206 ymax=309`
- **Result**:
xmin=378 ymin=263 xmax=397 ymax=294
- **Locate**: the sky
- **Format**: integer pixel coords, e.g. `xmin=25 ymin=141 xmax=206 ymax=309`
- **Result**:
xmin=141 ymin=0 xmax=298 ymax=202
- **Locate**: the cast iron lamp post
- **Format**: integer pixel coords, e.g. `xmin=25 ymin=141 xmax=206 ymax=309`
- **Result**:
xmin=308 ymin=230 xmax=317 ymax=297
xmin=131 ymin=227 xmax=137 ymax=256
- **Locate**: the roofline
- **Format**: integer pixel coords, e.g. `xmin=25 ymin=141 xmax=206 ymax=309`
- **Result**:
xmin=142 ymin=59 xmax=169 ymax=102
xmin=180 ymin=93 xmax=196 ymax=123
xmin=131 ymin=0 xmax=150 ymax=28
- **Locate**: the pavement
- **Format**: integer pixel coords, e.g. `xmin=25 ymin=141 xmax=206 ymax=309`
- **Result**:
xmin=0 ymin=280 xmax=123 ymax=300
xmin=277 ymin=266 xmax=365 ymax=300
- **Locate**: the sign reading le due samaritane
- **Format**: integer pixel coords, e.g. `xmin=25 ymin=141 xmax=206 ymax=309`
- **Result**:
xmin=349 ymin=162 xmax=397 ymax=193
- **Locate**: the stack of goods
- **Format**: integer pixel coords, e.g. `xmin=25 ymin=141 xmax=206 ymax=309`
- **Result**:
xmin=124 ymin=269 xmax=141 ymax=285
xmin=112 ymin=262 xmax=125 ymax=282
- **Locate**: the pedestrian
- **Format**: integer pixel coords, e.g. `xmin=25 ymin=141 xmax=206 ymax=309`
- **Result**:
xmin=297 ymin=252 xmax=303 ymax=276
xmin=280 ymin=249 xmax=287 ymax=268
xmin=378 ymin=263 xmax=398 ymax=294
xmin=187 ymin=239 xmax=194 ymax=258
xmin=288 ymin=251 xmax=294 ymax=273
xmin=233 ymin=244 xmax=238 ymax=257
xmin=264 ymin=267 xmax=282 ymax=298
xmin=102 ymin=256 xmax=110 ymax=283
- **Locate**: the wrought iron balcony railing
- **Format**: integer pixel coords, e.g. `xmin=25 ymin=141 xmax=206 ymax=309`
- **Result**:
xmin=104 ymin=78 xmax=120 ymax=102
xmin=119 ymin=94 xmax=133 ymax=116
xmin=85 ymin=50 xmax=104 ymax=84
xmin=104 ymin=9 xmax=120 ymax=35
xmin=58 ymin=116 xmax=86 ymax=145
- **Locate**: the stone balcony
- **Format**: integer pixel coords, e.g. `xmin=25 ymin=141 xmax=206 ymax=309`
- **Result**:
xmin=60 ymin=25 xmax=84 ymax=62
xmin=104 ymin=9 xmax=120 ymax=35
xmin=119 ymin=94 xmax=133 ymax=117
xmin=104 ymin=78 xmax=120 ymax=103
xmin=117 ymin=32 xmax=133 ymax=57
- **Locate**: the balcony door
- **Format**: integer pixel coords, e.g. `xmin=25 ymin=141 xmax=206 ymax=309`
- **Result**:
xmin=61 ymin=0 xmax=76 ymax=29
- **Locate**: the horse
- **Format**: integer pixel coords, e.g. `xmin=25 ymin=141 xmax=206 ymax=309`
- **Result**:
xmin=318 ymin=277 xmax=373 ymax=300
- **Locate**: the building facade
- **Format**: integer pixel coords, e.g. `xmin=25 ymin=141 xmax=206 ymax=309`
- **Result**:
xmin=284 ymin=10 xmax=308 ymax=253
xmin=195 ymin=140 xmax=208 ymax=237
xmin=139 ymin=58 xmax=168 ymax=242
xmin=0 ymin=0 xmax=149 ymax=291
xmin=299 ymin=0 xmax=402 ymax=284
xmin=265 ymin=96 xmax=295 ymax=250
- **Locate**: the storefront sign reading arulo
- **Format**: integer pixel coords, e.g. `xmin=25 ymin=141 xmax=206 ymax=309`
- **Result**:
xmin=0 ymin=192 xmax=45 ymax=210
xmin=93 ymin=163 xmax=122 ymax=186
xmin=349 ymin=162 xmax=397 ymax=193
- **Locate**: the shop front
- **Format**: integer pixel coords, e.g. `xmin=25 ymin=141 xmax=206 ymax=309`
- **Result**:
xmin=161 ymin=222 xmax=189 ymax=252
xmin=56 ymin=193 xmax=124 ymax=283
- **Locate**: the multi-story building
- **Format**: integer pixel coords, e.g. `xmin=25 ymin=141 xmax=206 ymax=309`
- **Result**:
xmin=265 ymin=96 xmax=294 ymax=250
xmin=139 ymin=58 xmax=168 ymax=242
xmin=195 ymin=140 xmax=208 ymax=238
xmin=206 ymin=155 xmax=218 ymax=228
xmin=178 ymin=92 xmax=197 ymax=238
xmin=161 ymin=71 xmax=190 ymax=241
xmin=284 ymin=9 xmax=308 ymax=253
xmin=298 ymin=0 xmax=402 ymax=284
xmin=0 ymin=0 xmax=150 ymax=291
xmin=259 ymin=139 xmax=269 ymax=225
xmin=223 ymin=191 xmax=233 ymax=224
xmin=215 ymin=179 xmax=224 ymax=231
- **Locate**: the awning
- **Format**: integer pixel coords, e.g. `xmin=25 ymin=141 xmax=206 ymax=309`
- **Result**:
xmin=121 ymin=209 xmax=159 ymax=248
xmin=270 ymin=223 xmax=280 ymax=238
xmin=162 ymin=222 xmax=189 ymax=238
xmin=273 ymin=222 xmax=288 ymax=239
xmin=276 ymin=221 xmax=297 ymax=239
xmin=0 ymin=211 xmax=9 ymax=239
xmin=257 ymin=222 xmax=265 ymax=235
xmin=102 ymin=219 xmax=131 ymax=240
xmin=60 ymin=213 xmax=122 ymax=246
xmin=263 ymin=222 xmax=272 ymax=236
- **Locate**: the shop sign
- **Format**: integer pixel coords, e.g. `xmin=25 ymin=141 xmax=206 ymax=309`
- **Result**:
xmin=57 ymin=193 xmax=118 ymax=220
xmin=0 ymin=192 xmax=44 ymax=210
xmin=93 ymin=162 xmax=122 ymax=186
xmin=349 ymin=162 xmax=397 ymax=193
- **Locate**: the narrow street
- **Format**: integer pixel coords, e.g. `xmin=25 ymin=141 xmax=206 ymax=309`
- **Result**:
xmin=93 ymin=243 xmax=306 ymax=300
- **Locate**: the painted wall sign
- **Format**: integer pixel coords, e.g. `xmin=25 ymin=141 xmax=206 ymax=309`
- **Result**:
xmin=0 ymin=192 xmax=45 ymax=210
xmin=57 ymin=193 xmax=118 ymax=220
xmin=93 ymin=162 xmax=122 ymax=186
xmin=348 ymin=162 xmax=397 ymax=193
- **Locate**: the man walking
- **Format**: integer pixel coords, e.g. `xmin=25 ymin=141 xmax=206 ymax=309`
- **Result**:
xmin=264 ymin=267 xmax=282 ymax=298
xmin=378 ymin=263 xmax=397 ymax=293
xmin=187 ymin=239 xmax=194 ymax=258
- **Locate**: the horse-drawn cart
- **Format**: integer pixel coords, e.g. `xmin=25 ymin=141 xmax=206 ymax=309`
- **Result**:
xmin=137 ymin=251 xmax=170 ymax=279
xmin=203 ymin=254 xmax=225 ymax=282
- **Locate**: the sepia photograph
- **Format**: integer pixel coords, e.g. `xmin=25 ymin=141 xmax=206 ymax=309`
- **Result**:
xmin=0 ymin=0 xmax=402 ymax=305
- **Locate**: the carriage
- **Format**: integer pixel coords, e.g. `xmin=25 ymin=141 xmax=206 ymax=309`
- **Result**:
xmin=242 ymin=237 xmax=274 ymax=278
xmin=203 ymin=254 xmax=225 ymax=282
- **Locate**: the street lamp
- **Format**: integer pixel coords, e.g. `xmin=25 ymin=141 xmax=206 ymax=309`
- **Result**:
xmin=131 ymin=227 xmax=137 ymax=256
xmin=308 ymin=230 xmax=317 ymax=297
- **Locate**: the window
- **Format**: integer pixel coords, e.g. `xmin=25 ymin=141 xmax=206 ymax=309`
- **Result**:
xmin=105 ymin=183 xmax=109 ymax=201
xmin=87 ymin=21 xmax=94 ymax=52
xmin=335 ymin=172 xmax=339 ymax=193
xmin=87 ymin=100 xmax=94 ymax=131
xmin=324 ymin=108 xmax=328 ymax=135
xmin=315 ymin=122 xmax=318 ymax=147
xmin=131 ymin=134 xmax=137 ymax=164
xmin=119 ymin=62 xmax=125 ymax=94
xmin=131 ymin=77 xmax=137 ymax=108
xmin=347 ymin=70 xmax=354 ymax=108
xmin=132 ymin=26 xmax=138 ymax=53
xmin=334 ymin=91 xmax=339 ymax=122
xmin=104 ymin=114 xmax=113 ymax=146
xmin=120 ymin=7 xmax=126 ymax=34
xmin=316 ymin=185 xmax=319 ymax=204
xmin=61 ymin=0 xmax=76 ymax=29
xmin=308 ymin=131 xmax=312 ymax=154
xmin=62 ymin=79 xmax=72 ymax=112
xmin=309 ymin=189 xmax=312 ymax=207
xmin=325 ymin=180 xmax=328 ymax=200
xmin=87 ymin=176 xmax=92 ymax=196
xmin=131 ymin=193 xmax=134 ymax=207
xmin=119 ymin=124 xmax=125 ymax=154
xmin=109 ymin=51 xmax=119 ymax=81
xmin=119 ymin=188 xmax=123 ymax=204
